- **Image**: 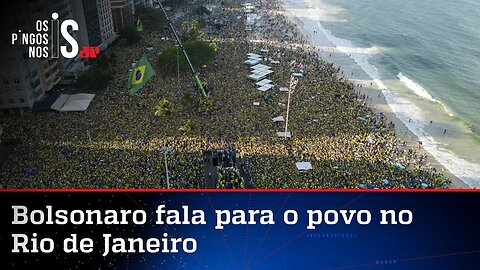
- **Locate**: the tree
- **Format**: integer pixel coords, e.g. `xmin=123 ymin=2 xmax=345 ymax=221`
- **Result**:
xmin=74 ymin=69 xmax=113 ymax=91
xmin=120 ymin=25 xmax=141 ymax=45
xmin=135 ymin=6 xmax=166 ymax=31
xmin=157 ymin=40 xmax=216 ymax=75
xmin=179 ymin=119 xmax=195 ymax=133
xmin=181 ymin=92 xmax=198 ymax=109
xmin=154 ymin=98 xmax=173 ymax=117
xmin=74 ymin=54 xmax=114 ymax=91
xmin=181 ymin=19 xmax=202 ymax=42
xmin=191 ymin=20 xmax=200 ymax=32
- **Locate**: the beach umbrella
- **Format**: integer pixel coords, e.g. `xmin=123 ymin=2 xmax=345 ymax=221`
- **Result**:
xmin=421 ymin=183 xmax=429 ymax=188
xmin=358 ymin=184 xmax=366 ymax=189
xmin=382 ymin=179 xmax=390 ymax=185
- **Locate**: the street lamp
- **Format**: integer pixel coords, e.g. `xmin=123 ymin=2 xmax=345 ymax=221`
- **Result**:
xmin=284 ymin=75 xmax=299 ymax=139
xmin=159 ymin=146 xmax=170 ymax=188
xmin=86 ymin=130 xmax=92 ymax=143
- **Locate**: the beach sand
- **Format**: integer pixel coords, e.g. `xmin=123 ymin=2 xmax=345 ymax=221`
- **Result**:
xmin=276 ymin=2 xmax=468 ymax=188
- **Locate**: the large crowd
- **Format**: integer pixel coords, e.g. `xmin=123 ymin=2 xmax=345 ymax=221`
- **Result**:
xmin=0 ymin=0 xmax=450 ymax=189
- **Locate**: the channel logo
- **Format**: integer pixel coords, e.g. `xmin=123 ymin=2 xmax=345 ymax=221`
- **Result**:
xmin=10 ymin=12 xmax=99 ymax=59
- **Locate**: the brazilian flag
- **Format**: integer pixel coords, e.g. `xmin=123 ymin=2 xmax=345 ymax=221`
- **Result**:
xmin=129 ymin=54 xmax=155 ymax=95
xmin=136 ymin=19 xmax=143 ymax=32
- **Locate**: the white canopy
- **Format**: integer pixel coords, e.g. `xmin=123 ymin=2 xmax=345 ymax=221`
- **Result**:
xmin=279 ymin=87 xmax=289 ymax=92
xmin=258 ymin=84 xmax=274 ymax=91
xmin=248 ymin=73 xmax=266 ymax=81
xmin=293 ymin=72 xmax=303 ymax=77
xmin=255 ymin=79 xmax=272 ymax=86
xmin=277 ymin=131 xmax=291 ymax=138
xmin=272 ymin=116 xmax=285 ymax=122
xmin=50 ymin=94 xmax=69 ymax=111
xmin=296 ymin=162 xmax=313 ymax=171
xmin=247 ymin=53 xmax=261 ymax=58
xmin=255 ymin=70 xmax=274 ymax=76
xmin=253 ymin=101 xmax=260 ymax=106
xmin=252 ymin=69 xmax=273 ymax=76
xmin=51 ymin=94 xmax=95 ymax=112
xmin=244 ymin=59 xmax=261 ymax=66
xmin=251 ymin=64 xmax=271 ymax=70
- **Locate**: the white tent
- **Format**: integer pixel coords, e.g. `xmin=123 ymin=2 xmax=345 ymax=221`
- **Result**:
xmin=249 ymin=58 xmax=262 ymax=62
xmin=277 ymin=131 xmax=291 ymax=138
xmin=251 ymin=64 xmax=271 ymax=70
xmin=253 ymin=101 xmax=260 ymax=106
xmin=247 ymin=53 xmax=261 ymax=58
xmin=296 ymin=162 xmax=313 ymax=171
xmin=258 ymin=84 xmax=274 ymax=91
xmin=279 ymin=87 xmax=289 ymax=92
xmin=244 ymin=59 xmax=261 ymax=66
xmin=272 ymin=116 xmax=285 ymax=122
xmin=255 ymin=79 xmax=272 ymax=86
xmin=248 ymin=73 xmax=266 ymax=81
xmin=255 ymin=70 xmax=273 ymax=76
xmin=293 ymin=72 xmax=303 ymax=77
xmin=252 ymin=69 xmax=273 ymax=75
xmin=248 ymin=58 xmax=262 ymax=63
xmin=51 ymin=94 xmax=95 ymax=112
xmin=270 ymin=60 xmax=280 ymax=64
xmin=50 ymin=94 xmax=69 ymax=111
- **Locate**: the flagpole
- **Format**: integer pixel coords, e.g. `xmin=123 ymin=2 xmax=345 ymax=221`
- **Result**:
xmin=160 ymin=146 xmax=170 ymax=188
xmin=176 ymin=44 xmax=180 ymax=92
xmin=284 ymin=75 xmax=296 ymax=139
xmin=158 ymin=2 xmax=209 ymax=102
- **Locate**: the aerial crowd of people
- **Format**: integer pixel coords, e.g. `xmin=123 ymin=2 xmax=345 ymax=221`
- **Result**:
xmin=0 ymin=0 xmax=450 ymax=189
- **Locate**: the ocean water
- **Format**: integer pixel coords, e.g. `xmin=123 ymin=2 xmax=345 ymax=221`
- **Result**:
xmin=282 ymin=0 xmax=480 ymax=187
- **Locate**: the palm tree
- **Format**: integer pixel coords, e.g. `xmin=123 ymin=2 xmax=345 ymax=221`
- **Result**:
xmin=181 ymin=92 xmax=197 ymax=109
xmin=154 ymin=98 xmax=173 ymax=117
xmin=179 ymin=119 xmax=195 ymax=133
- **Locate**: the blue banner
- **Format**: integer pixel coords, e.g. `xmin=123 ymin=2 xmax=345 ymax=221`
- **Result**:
xmin=1 ymin=191 xmax=479 ymax=269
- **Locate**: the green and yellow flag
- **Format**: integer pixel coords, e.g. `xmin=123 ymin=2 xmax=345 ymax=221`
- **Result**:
xmin=129 ymin=54 xmax=155 ymax=95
